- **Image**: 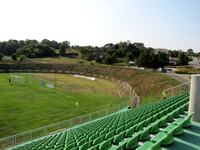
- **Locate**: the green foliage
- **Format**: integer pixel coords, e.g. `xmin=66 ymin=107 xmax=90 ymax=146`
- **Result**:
xmin=187 ymin=49 xmax=194 ymax=56
xmin=136 ymin=48 xmax=154 ymax=68
xmin=157 ymin=52 xmax=169 ymax=68
xmin=11 ymin=53 xmax=17 ymax=61
xmin=0 ymin=39 xmax=70 ymax=57
xmin=41 ymin=39 xmax=59 ymax=49
xmin=17 ymin=44 xmax=55 ymax=58
xmin=0 ymin=53 xmax=3 ymax=61
xmin=19 ymin=55 xmax=26 ymax=62
xmin=59 ymin=41 xmax=70 ymax=50
xmin=59 ymin=46 xmax=66 ymax=56
xmin=103 ymin=53 xmax=115 ymax=64
xmin=177 ymin=52 xmax=189 ymax=66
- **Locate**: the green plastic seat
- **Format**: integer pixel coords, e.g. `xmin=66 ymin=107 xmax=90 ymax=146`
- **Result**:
xmin=125 ymin=126 xmax=135 ymax=138
xmin=105 ymin=130 xmax=115 ymax=140
xmin=173 ymin=112 xmax=194 ymax=135
xmin=71 ymin=147 xmax=79 ymax=150
xmin=113 ymin=131 xmax=125 ymax=144
xmin=159 ymin=116 xmax=168 ymax=127
xmin=150 ymin=120 xmax=160 ymax=134
xmin=143 ymin=118 xmax=151 ymax=127
xmin=135 ymin=122 xmax=144 ymax=132
xmin=125 ymin=122 xmax=132 ymax=129
xmin=136 ymin=141 xmax=160 ymax=150
xmin=89 ymin=133 xmax=98 ymax=141
xmin=125 ymin=131 xmax=141 ymax=149
xmin=109 ymin=144 xmax=124 ymax=150
xmin=99 ymin=129 xmax=109 ymax=136
xmin=93 ymin=135 xmax=104 ymax=145
xmin=99 ymin=138 xmax=113 ymax=150
xmin=115 ymin=126 xmax=124 ymax=134
xmin=140 ymin=132 xmax=168 ymax=150
xmin=77 ymin=138 xmax=86 ymax=146
xmin=79 ymin=141 xmax=92 ymax=150
xmin=66 ymin=142 xmax=76 ymax=149
xmin=166 ymin=112 xmax=174 ymax=122
xmin=182 ymin=112 xmax=194 ymax=128
xmin=139 ymin=125 xmax=151 ymax=141
xmin=88 ymin=145 xmax=99 ymax=150
xmin=162 ymin=124 xmax=177 ymax=145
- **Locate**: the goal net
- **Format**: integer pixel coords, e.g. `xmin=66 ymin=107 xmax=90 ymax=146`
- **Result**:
xmin=10 ymin=74 xmax=25 ymax=84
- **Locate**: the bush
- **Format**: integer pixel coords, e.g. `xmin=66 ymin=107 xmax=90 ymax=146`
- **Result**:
xmin=59 ymin=48 xmax=65 ymax=56
xmin=103 ymin=54 xmax=115 ymax=64
xmin=11 ymin=53 xmax=17 ymax=61
xmin=19 ymin=55 xmax=26 ymax=62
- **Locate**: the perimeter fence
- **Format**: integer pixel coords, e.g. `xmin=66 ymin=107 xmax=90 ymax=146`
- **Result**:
xmin=163 ymin=81 xmax=190 ymax=98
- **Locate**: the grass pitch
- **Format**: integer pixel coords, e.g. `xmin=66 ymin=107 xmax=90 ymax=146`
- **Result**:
xmin=0 ymin=73 xmax=126 ymax=138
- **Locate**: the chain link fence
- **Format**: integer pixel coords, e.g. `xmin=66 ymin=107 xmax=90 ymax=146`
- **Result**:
xmin=163 ymin=81 xmax=190 ymax=98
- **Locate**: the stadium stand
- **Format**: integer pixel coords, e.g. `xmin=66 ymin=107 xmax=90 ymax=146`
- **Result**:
xmin=10 ymin=92 xmax=198 ymax=150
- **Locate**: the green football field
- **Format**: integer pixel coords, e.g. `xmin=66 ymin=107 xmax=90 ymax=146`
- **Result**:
xmin=0 ymin=73 xmax=127 ymax=138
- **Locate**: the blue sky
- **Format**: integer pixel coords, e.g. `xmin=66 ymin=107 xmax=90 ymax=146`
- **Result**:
xmin=0 ymin=0 xmax=199 ymax=51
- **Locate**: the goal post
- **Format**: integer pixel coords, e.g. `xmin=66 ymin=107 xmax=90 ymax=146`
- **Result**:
xmin=10 ymin=74 xmax=25 ymax=84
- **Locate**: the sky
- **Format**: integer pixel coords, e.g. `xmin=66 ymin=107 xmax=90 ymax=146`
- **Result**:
xmin=0 ymin=0 xmax=199 ymax=51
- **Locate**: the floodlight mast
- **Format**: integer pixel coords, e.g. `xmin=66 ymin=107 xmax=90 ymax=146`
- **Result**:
xmin=189 ymin=75 xmax=200 ymax=122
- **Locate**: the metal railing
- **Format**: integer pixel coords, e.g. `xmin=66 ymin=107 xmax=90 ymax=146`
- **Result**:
xmin=163 ymin=81 xmax=190 ymax=98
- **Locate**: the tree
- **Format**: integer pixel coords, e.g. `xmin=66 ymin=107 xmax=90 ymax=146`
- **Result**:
xmin=177 ymin=52 xmax=189 ymax=66
xmin=168 ymin=50 xmax=179 ymax=57
xmin=41 ymin=39 xmax=51 ymax=46
xmin=59 ymin=41 xmax=70 ymax=56
xmin=4 ymin=40 xmax=19 ymax=55
xmin=59 ymin=41 xmax=70 ymax=50
xmin=103 ymin=53 xmax=115 ymax=64
xmin=0 ymin=53 xmax=3 ymax=61
xmin=19 ymin=55 xmax=26 ymax=62
xmin=151 ymin=54 xmax=159 ymax=69
xmin=157 ymin=52 xmax=169 ymax=69
xmin=17 ymin=44 xmax=55 ymax=58
xmin=59 ymin=47 xmax=65 ymax=56
xmin=0 ymin=42 xmax=6 ymax=54
xmin=187 ymin=49 xmax=194 ymax=56
xmin=24 ymin=39 xmax=38 ymax=46
xmin=11 ymin=53 xmax=17 ymax=61
xmin=136 ymin=48 xmax=154 ymax=68
xmin=50 ymin=40 xmax=59 ymax=49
